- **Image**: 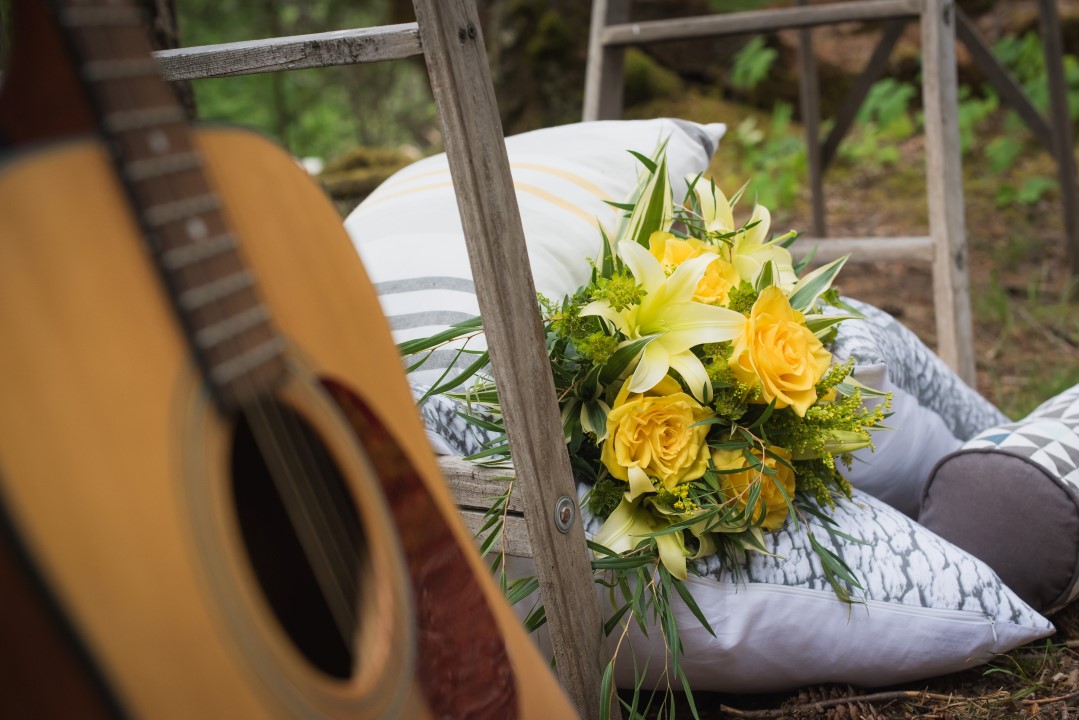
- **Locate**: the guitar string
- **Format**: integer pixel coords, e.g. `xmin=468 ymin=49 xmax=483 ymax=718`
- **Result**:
xmin=82 ymin=0 xmax=366 ymax=656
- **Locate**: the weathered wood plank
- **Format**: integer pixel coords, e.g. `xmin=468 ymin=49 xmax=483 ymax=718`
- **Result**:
xmin=461 ymin=508 xmax=535 ymax=559
xmin=1037 ymin=0 xmax=1079 ymax=275
xmin=600 ymin=0 xmax=921 ymax=46
xmin=955 ymin=9 xmax=1053 ymax=153
xmin=413 ymin=1 xmax=611 ymax=717
xmin=154 ymin=24 xmax=422 ymax=81
xmin=797 ymin=0 xmax=826 ymax=237
xmin=439 ymin=455 xmax=524 ymax=513
xmin=792 ymin=236 xmax=934 ymax=264
xmin=820 ymin=18 xmax=908 ymax=171
xmin=583 ymin=0 xmax=629 ymax=121
xmin=921 ymin=0 xmax=976 ymax=384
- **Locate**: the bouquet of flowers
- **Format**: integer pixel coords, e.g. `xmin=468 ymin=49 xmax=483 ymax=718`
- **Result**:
xmin=404 ymin=143 xmax=891 ymax=710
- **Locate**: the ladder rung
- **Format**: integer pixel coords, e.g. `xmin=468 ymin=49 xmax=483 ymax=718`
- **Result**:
xmin=791 ymin=235 xmax=934 ymax=264
xmin=601 ymin=0 xmax=922 ymax=46
xmin=155 ymin=24 xmax=423 ymax=81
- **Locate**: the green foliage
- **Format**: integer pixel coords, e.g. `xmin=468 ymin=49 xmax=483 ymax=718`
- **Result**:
xmin=857 ymin=77 xmax=918 ymax=139
xmin=955 ymin=85 xmax=999 ymax=154
xmin=178 ymin=0 xmax=437 ymax=160
xmin=623 ymin=48 xmax=685 ymax=107
xmin=729 ymin=102 xmax=806 ymax=209
xmin=730 ymin=37 xmax=777 ymax=92
xmin=994 ymin=31 xmax=1079 ymax=124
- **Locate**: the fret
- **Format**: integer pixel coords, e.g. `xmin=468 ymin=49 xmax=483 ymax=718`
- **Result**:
xmin=143 ymin=194 xmax=220 ymax=228
xmin=104 ymin=106 xmax=187 ymax=133
xmin=179 ymin=270 xmax=254 ymax=311
xmin=60 ymin=7 xmax=145 ymax=28
xmin=53 ymin=0 xmax=287 ymax=409
xmin=211 ymin=337 xmax=287 ymax=386
xmin=161 ymin=233 xmax=237 ymax=270
xmin=83 ymin=58 xmax=161 ymax=82
xmin=124 ymin=152 xmax=202 ymax=182
xmin=195 ymin=306 xmax=271 ymax=350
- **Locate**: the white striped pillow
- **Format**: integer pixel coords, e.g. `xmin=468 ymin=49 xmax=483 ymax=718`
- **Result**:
xmin=345 ymin=119 xmax=725 ymax=386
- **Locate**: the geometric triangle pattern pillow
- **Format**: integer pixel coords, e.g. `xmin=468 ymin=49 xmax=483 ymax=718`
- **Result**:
xmin=921 ymin=383 xmax=1079 ymax=614
xmin=963 ymin=384 xmax=1079 ymax=487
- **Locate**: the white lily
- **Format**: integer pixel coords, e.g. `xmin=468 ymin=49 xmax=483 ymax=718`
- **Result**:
xmin=690 ymin=175 xmax=736 ymax=234
xmin=689 ymin=176 xmax=798 ymax=292
xmin=581 ymin=241 xmax=744 ymax=402
xmin=730 ymin=204 xmax=798 ymax=291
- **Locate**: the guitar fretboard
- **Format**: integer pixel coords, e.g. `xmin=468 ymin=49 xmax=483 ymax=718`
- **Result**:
xmin=56 ymin=0 xmax=286 ymax=411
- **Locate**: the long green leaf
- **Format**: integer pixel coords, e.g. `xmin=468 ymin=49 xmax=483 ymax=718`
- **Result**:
xmin=600 ymin=335 xmax=655 ymax=385
xmin=397 ymin=315 xmax=483 ymax=355
xmin=419 ymin=351 xmax=490 ymax=402
xmin=672 ymin=579 xmax=715 ymax=637
xmin=788 ymin=256 xmax=848 ymax=312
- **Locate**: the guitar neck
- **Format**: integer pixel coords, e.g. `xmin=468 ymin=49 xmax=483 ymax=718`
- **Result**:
xmin=8 ymin=0 xmax=287 ymax=411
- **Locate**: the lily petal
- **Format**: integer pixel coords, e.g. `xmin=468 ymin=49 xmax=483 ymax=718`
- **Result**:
xmin=594 ymin=496 xmax=652 ymax=554
xmin=692 ymin=175 xmax=734 ymax=232
xmin=659 ymin=253 xmax=719 ymax=305
xmin=655 ymin=530 xmax=689 ymax=580
xmin=627 ymin=466 xmax=654 ymax=501
xmin=660 ymin=302 xmax=745 ymax=353
xmin=620 ymin=240 xmax=666 ymax=293
xmin=627 ymin=341 xmax=670 ymax=394
xmin=744 ymin=204 xmax=772 ymax=246
xmin=580 ymin=299 xmax=632 ymax=336
xmin=668 ymin=351 xmax=713 ymax=403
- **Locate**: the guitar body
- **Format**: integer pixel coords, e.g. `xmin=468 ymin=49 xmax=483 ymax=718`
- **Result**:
xmin=0 ymin=127 xmax=574 ymax=718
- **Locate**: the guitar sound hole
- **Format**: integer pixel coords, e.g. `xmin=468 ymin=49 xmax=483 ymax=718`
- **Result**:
xmin=230 ymin=401 xmax=368 ymax=680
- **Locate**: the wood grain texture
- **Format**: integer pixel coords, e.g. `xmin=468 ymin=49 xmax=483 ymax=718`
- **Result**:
xmin=791 ymin=236 xmax=934 ymax=264
xmin=440 ymin=456 xmax=524 ymax=513
xmin=796 ymin=0 xmax=826 ymax=237
xmin=461 ymin=509 xmax=534 ymax=559
xmin=412 ymin=1 xmax=608 ymax=717
xmin=921 ymin=0 xmax=976 ymax=384
xmin=154 ymin=25 xmax=422 ymax=81
xmin=600 ymin=0 xmax=920 ymax=46
xmin=582 ymin=0 xmax=628 ymax=122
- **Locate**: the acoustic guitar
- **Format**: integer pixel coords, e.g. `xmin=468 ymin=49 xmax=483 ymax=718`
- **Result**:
xmin=0 ymin=1 xmax=577 ymax=717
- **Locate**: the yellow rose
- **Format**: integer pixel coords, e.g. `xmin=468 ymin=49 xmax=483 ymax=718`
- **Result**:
xmin=648 ymin=231 xmax=740 ymax=306
xmin=712 ymin=446 xmax=796 ymax=531
xmin=601 ymin=375 xmax=714 ymax=498
xmin=730 ymin=286 xmax=832 ymax=417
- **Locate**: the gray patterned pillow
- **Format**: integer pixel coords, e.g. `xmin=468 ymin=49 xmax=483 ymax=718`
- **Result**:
xmin=921 ymin=383 xmax=1079 ymax=613
xmin=418 ymin=385 xmax=1054 ymax=691
xmin=827 ymin=298 xmax=1008 ymax=440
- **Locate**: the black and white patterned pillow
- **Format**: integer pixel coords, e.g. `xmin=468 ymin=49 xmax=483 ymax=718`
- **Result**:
xmin=921 ymin=383 xmax=1079 ymax=613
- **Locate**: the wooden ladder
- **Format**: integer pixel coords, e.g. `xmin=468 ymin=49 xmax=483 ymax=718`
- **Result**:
xmin=156 ymin=2 xmax=611 ymax=718
xmin=584 ymin=0 xmax=978 ymax=385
